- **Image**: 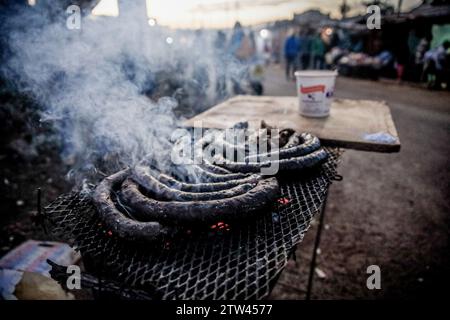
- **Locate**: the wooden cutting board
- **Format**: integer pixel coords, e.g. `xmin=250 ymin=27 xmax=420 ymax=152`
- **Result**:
xmin=183 ymin=95 xmax=400 ymax=153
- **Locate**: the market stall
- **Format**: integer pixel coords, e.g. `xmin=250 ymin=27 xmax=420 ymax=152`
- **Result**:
xmin=44 ymin=95 xmax=400 ymax=299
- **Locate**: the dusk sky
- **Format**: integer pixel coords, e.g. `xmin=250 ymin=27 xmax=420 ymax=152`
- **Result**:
xmin=91 ymin=0 xmax=423 ymax=29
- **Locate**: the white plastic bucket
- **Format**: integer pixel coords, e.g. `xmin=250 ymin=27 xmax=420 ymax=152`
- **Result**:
xmin=294 ymin=70 xmax=337 ymax=118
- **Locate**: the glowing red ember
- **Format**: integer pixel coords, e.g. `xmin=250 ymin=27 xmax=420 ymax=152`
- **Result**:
xmin=210 ymin=221 xmax=230 ymax=231
xmin=277 ymin=197 xmax=291 ymax=205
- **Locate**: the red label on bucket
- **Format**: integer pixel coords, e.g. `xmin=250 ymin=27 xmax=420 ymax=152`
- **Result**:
xmin=300 ymin=85 xmax=325 ymax=94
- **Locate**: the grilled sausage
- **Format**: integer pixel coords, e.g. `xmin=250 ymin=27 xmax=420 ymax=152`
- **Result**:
xmin=132 ymin=166 xmax=259 ymax=201
xmin=186 ymin=164 xmax=250 ymax=182
xmin=119 ymin=177 xmax=279 ymax=223
xmin=278 ymin=128 xmax=296 ymax=147
xmin=215 ymin=148 xmax=329 ymax=173
xmin=200 ymin=159 xmax=233 ymax=175
xmin=244 ymin=133 xmax=321 ymax=162
xmin=143 ymin=166 xmax=262 ymax=192
xmin=92 ymin=169 xmax=171 ymax=242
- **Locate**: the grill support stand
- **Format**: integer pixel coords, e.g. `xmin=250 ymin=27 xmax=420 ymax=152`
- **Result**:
xmin=305 ymin=189 xmax=328 ymax=300
xmin=44 ymin=151 xmax=341 ymax=300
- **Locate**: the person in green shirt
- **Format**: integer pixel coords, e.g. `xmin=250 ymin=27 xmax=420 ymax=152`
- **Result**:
xmin=311 ymin=32 xmax=326 ymax=70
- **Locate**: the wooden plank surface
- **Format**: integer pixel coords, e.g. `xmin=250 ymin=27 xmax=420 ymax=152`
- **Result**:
xmin=183 ymin=95 xmax=401 ymax=153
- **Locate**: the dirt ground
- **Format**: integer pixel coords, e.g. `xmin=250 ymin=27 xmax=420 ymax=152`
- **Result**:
xmin=0 ymin=92 xmax=72 ymax=257
xmin=0 ymin=64 xmax=449 ymax=300
xmin=267 ymin=65 xmax=450 ymax=299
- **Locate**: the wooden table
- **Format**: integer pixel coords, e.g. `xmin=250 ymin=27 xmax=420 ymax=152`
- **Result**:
xmin=184 ymin=95 xmax=401 ymax=299
xmin=184 ymin=95 xmax=401 ymax=153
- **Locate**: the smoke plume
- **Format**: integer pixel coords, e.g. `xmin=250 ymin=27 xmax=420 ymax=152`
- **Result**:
xmin=1 ymin=2 xmax=238 ymax=187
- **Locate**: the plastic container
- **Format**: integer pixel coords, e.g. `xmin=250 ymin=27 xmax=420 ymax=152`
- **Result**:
xmin=294 ymin=70 xmax=337 ymax=118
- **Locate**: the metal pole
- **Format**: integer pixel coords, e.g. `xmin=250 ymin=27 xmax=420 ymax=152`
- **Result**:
xmin=305 ymin=190 xmax=328 ymax=300
xmin=37 ymin=188 xmax=41 ymax=216
xmin=37 ymin=187 xmax=47 ymax=234
xmin=398 ymin=0 xmax=403 ymax=16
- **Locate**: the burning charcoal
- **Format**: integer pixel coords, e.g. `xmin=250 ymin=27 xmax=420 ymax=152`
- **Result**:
xmin=277 ymin=197 xmax=291 ymax=205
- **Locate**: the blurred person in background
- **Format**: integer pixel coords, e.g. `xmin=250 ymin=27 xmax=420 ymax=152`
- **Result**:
xmin=299 ymin=30 xmax=312 ymax=70
xmin=394 ymin=41 xmax=409 ymax=83
xmin=376 ymin=49 xmax=395 ymax=78
xmin=189 ymin=29 xmax=210 ymax=110
xmin=423 ymin=40 xmax=450 ymax=90
xmin=229 ymin=22 xmax=245 ymax=58
xmin=228 ymin=22 xmax=246 ymax=94
xmin=311 ymin=31 xmax=326 ymax=69
xmin=248 ymin=30 xmax=264 ymax=95
xmin=263 ymin=41 xmax=271 ymax=66
xmin=284 ymin=29 xmax=300 ymax=80
xmin=414 ymin=36 xmax=431 ymax=82
xmin=272 ymin=30 xmax=283 ymax=64
xmin=214 ymin=30 xmax=227 ymax=100
xmin=228 ymin=22 xmax=256 ymax=94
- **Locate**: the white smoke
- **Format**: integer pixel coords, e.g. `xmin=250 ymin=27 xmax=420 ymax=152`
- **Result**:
xmin=1 ymin=2 xmax=241 ymax=187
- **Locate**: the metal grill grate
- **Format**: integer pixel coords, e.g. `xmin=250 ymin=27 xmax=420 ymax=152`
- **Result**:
xmin=44 ymin=148 xmax=341 ymax=299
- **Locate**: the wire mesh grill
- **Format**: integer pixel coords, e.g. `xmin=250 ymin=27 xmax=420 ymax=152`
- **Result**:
xmin=44 ymin=148 xmax=341 ymax=300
